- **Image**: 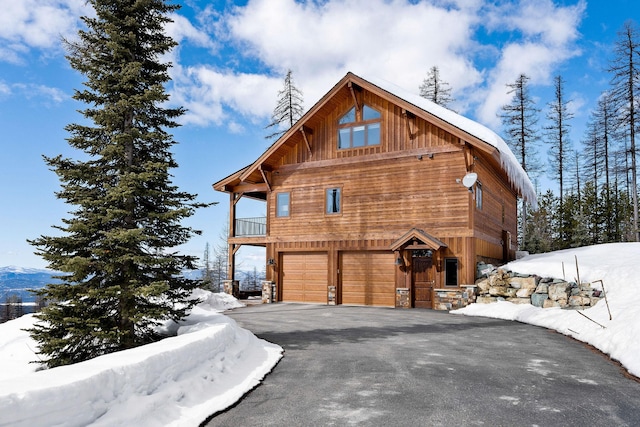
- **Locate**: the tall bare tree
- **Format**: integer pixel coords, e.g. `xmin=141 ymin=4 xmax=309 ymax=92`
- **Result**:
xmin=545 ymin=75 xmax=573 ymax=242
xmin=500 ymin=74 xmax=541 ymax=247
xmin=608 ymin=21 xmax=640 ymax=241
xmin=419 ymin=66 xmax=455 ymax=109
xmin=266 ymin=69 xmax=304 ymax=139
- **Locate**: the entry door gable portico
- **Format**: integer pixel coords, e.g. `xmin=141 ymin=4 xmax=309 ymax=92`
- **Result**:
xmin=391 ymin=228 xmax=448 ymax=309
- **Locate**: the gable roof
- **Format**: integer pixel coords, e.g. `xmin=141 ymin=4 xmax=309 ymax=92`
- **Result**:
xmin=213 ymin=72 xmax=537 ymax=208
xmin=390 ymin=228 xmax=448 ymax=252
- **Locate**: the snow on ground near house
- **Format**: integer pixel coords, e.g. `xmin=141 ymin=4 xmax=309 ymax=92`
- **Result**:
xmin=452 ymin=242 xmax=640 ymax=378
xmin=0 ymin=290 xmax=283 ymax=427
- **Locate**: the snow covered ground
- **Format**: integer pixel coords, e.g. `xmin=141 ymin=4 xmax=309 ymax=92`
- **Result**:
xmin=0 ymin=290 xmax=282 ymax=427
xmin=452 ymin=242 xmax=640 ymax=379
xmin=0 ymin=243 xmax=638 ymax=426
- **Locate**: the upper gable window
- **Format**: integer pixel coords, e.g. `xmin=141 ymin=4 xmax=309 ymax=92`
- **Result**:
xmin=363 ymin=105 xmax=381 ymax=120
xmin=338 ymin=104 xmax=381 ymax=149
xmin=339 ymin=107 xmax=356 ymax=125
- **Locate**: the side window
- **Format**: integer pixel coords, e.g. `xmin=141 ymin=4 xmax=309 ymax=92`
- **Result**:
xmin=476 ymin=181 xmax=483 ymax=210
xmin=326 ymin=187 xmax=341 ymax=214
xmin=276 ymin=192 xmax=290 ymax=217
xmin=445 ymin=258 xmax=458 ymax=287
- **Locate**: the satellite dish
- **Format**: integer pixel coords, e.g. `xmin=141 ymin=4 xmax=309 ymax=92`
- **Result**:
xmin=461 ymin=172 xmax=478 ymax=188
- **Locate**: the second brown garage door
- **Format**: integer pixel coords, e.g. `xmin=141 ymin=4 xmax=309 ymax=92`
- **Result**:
xmin=281 ymin=252 xmax=328 ymax=303
xmin=340 ymin=252 xmax=396 ymax=307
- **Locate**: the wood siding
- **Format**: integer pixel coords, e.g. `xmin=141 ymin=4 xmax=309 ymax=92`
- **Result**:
xmin=220 ymin=76 xmax=523 ymax=302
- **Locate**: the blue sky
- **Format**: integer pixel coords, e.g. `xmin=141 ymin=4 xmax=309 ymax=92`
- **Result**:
xmin=0 ymin=0 xmax=636 ymax=269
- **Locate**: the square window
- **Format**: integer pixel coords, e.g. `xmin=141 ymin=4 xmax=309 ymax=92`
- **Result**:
xmin=276 ymin=192 xmax=290 ymax=217
xmin=326 ymin=188 xmax=341 ymax=214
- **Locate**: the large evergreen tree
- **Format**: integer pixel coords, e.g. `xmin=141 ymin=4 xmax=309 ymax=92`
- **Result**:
xmin=28 ymin=0 xmax=203 ymax=368
xmin=265 ymin=69 xmax=304 ymax=139
xmin=419 ymin=65 xmax=455 ymax=109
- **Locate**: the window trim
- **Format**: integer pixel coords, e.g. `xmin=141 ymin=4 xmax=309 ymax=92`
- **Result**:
xmin=275 ymin=192 xmax=290 ymax=218
xmin=325 ymin=187 xmax=342 ymax=215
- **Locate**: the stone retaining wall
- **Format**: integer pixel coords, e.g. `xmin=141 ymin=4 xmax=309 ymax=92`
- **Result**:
xmin=475 ymin=264 xmax=603 ymax=308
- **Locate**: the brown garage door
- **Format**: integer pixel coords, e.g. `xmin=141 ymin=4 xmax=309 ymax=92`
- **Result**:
xmin=281 ymin=253 xmax=328 ymax=303
xmin=341 ymin=252 xmax=396 ymax=307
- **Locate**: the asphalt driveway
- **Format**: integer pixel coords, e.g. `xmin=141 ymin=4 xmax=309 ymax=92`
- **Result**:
xmin=203 ymin=304 xmax=640 ymax=426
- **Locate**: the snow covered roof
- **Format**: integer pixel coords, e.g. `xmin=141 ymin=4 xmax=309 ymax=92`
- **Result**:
xmin=361 ymin=74 xmax=538 ymax=208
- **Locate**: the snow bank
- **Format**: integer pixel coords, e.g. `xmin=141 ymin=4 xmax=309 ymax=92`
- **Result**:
xmin=452 ymin=242 xmax=640 ymax=378
xmin=0 ymin=291 xmax=282 ymax=427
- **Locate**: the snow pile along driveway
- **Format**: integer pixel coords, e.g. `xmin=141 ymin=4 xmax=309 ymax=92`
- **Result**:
xmin=452 ymin=242 xmax=640 ymax=379
xmin=0 ymin=290 xmax=282 ymax=427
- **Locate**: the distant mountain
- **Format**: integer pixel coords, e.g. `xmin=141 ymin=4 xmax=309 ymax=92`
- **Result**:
xmin=0 ymin=266 xmax=264 ymax=303
xmin=0 ymin=266 xmax=61 ymax=303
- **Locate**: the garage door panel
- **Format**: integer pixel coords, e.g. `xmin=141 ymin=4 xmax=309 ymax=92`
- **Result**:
xmin=341 ymin=252 xmax=395 ymax=307
xmin=282 ymin=253 xmax=328 ymax=304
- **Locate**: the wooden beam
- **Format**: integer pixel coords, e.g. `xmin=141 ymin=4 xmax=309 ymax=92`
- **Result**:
xmin=404 ymin=244 xmax=436 ymax=250
xmin=299 ymin=126 xmax=313 ymax=155
xmin=259 ymin=165 xmax=272 ymax=192
xmin=403 ymin=109 xmax=415 ymax=140
xmin=348 ymin=81 xmax=360 ymax=112
xmin=230 ymin=182 xmax=269 ymax=193
xmin=464 ymin=144 xmax=475 ymax=172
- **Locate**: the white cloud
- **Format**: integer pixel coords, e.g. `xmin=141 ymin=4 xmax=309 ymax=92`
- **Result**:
xmin=166 ymin=13 xmax=217 ymax=50
xmin=172 ymin=0 xmax=584 ymax=132
xmin=0 ymin=0 xmax=90 ymax=63
xmin=0 ymin=81 xmax=10 ymax=96
xmin=226 ymin=0 xmax=483 ymax=100
xmin=475 ymin=0 xmax=586 ymax=127
xmin=0 ymin=0 xmax=587 ymax=134
xmin=172 ymin=0 xmax=487 ymax=127
xmin=9 ymin=83 xmax=67 ymax=104
xmin=169 ymin=66 xmax=280 ymax=129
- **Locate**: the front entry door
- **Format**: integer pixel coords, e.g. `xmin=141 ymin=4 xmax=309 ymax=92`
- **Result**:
xmin=412 ymin=256 xmax=434 ymax=308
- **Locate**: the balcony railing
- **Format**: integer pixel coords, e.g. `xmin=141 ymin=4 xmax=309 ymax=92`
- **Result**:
xmin=235 ymin=217 xmax=267 ymax=237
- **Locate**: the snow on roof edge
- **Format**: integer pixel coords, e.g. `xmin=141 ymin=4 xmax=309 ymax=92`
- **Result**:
xmin=362 ymin=74 xmax=538 ymax=208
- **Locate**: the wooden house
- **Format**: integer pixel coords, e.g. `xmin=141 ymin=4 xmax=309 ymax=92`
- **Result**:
xmin=213 ymin=72 xmax=537 ymax=308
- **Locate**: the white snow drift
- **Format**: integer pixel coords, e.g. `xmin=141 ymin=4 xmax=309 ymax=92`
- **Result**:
xmin=0 ymin=290 xmax=282 ymax=427
xmin=453 ymin=242 xmax=640 ymax=378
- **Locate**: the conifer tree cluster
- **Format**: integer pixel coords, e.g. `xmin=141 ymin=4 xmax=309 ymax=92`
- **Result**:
xmin=28 ymin=0 xmax=204 ymax=368
xmin=499 ymin=20 xmax=640 ymax=252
